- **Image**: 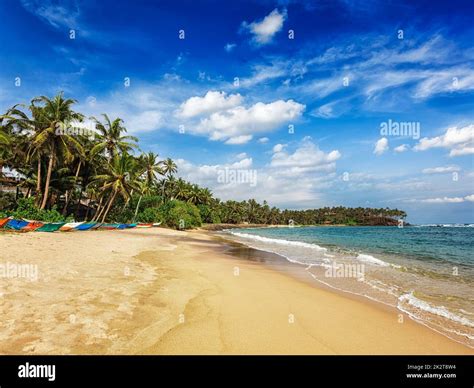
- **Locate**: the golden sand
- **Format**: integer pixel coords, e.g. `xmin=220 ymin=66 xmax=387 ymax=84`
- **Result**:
xmin=0 ymin=228 xmax=471 ymax=355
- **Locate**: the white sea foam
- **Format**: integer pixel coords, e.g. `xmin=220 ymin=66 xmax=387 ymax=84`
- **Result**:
xmin=356 ymin=253 xmax=390 ymax=267
xmin=398 ymin=292 xmax=474 ymax=328
xmin=229 ymin=231 xmax=328 ymax=252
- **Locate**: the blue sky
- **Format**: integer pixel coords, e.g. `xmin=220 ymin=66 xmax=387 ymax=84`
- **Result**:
xmin=1 ymin=0 xmax=473 ymax=223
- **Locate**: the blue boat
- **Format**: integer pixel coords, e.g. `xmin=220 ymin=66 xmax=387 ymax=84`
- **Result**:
xmin=74 ymin=223 xmax=97 ymax=231
xmin=6 ymin=219 xmax=29 ymax=230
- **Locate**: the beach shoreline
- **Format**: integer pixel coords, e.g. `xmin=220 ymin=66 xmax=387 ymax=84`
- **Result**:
xmin=0 ymin=228 xmax=471 ymax=355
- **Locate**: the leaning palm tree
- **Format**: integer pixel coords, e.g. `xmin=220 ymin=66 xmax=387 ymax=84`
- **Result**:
xmin=29 ymin=93 xmax=84 ymax=209
xmin=92 ymin=153 xmax=139 ymax=222
xmin=91 ymin=114 xmax=138 ymax=161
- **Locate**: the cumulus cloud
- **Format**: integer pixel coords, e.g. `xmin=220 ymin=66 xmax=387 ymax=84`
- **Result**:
xmin=414 ymin=125 xmax=474 ymax=156
xmin=374 ymin=137 xmax=389 ymax=155
xmin=422 ymin=166 xmax=461 ymax=174
xmin=241 ymin=9 xmax=287 ymax=45
xmin=193 ymin=98 xmax=305 ymax=144
xmin=258 ymin=137 xmax=269 ymax=144
xmin=394 ymin=144 xmax=409 ymax=153
xmin=177 ymin=91 xmax=242 ymax=118
xmin=270 ymin=137 xmax=341 ymax=173
xmin=176 ymin=138 xmax=340 ymax=207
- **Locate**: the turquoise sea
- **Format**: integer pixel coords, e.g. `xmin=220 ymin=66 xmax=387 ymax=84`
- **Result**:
xmin=224 ymin=225 xmax=474 ymax=348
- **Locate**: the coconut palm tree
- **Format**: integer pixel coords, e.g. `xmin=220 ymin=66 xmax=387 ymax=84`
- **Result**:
xmin=132 ymin=152 xmax=163 ymax=220
xmin=91 ymin=114 xmax=138 ymax=160
xmin=92 ymin=153 xmax=139 ymax=222
xmin=160 ymin=157 xmax=177 ymax=201
xmin=29 ymin=93 xmax=84 ymax=209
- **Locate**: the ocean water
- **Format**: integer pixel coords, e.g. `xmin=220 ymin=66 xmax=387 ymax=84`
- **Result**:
xmin=223 ymin=225 xmax=474 ymax=348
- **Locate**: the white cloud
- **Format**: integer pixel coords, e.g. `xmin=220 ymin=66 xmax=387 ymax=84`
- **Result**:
xmin=194 ymin=99 xmax=305 ymax=144
xmin=394 ymin=144 xmax=409 ymax=153
xmin=374 ymin=137 xmax=389 ymax=155
xmin=20 ymin=0 xmax=80 ymax=29
xmin=241 ymin=9 xmax=287 ymax=45
xmin=420 ymin=196 xmax=467 ymax=203
xmin=272 ymin=144 xmax=285 ymax=153
xmin=225 ymin=135 xmax=253 ymax=145
xmin=177 ymin=91 xmax=242 ymax=118
xmin=465 ymin=194 xmax=474 ymax=202
xmin=270 ymin=137 xmax=341 ymax=173
xmin=126 ymin=110 xmax=162 ymax=132
xmin=414 ymin=125 xmax=474 ymax=157
xmin=224 ymin=43 xmax=236 ymax=52
xmin=258 ymin=137 xmax=269 ymax=144
xmin=176 ymin=138 xmax=340 ymax=207
xmin=422 ymin=166 xmax=460 ymax=174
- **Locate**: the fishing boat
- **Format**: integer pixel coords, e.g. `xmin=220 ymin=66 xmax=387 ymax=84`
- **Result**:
xmin=6 ymin=219 xmax=29 ymax=231
xmin=100 ymin=223 xmax=119 ymax=230
xmin=136 ymin=223 xmax=153 ymax=228
xmin=36 ymin=222 xmax=66 ymax=232
xmin=22 ymin=221 xmax=44 ymax=232
xmin=0 ymin=217 xmax=12 ymax=229
xmin=74 ymin=223 xmax=97 ymax=231
xmin=59 ymin=222 xmax=84 ymax=231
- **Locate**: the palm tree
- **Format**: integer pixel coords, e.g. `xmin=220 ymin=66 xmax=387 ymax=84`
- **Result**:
xmin=139 ymin=152 xmax=163 ymax=186
xmin=29 ymin=93 xmax=84 ymax=209
xmin=92 ymin=153 xmax=139 ymax=222
xmin=91 ymin=114 xmax=138 ymax=160
xmin=161 ymin=157 xmax=177 ymax=201
xmin=132 ymin=152 xmax=163 ymax=220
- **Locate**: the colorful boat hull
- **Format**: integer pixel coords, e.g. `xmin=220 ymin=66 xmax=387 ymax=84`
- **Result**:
xmin=0 ymin=217 xmax=12 ymax=229
xmin=74 ymin=223 xmax=96 ymax=231
xmin=36 ymin=222 xmax=66 ymax=232
xmin=22 ymin=221 xmax=44 ymax=231
xmin=6 ymin=219 xmax=29 ymax=231
xmin=99 ymin=223 xmax=119 ymax=230
xmin=59 ymin=222 xmax=84 ymax=231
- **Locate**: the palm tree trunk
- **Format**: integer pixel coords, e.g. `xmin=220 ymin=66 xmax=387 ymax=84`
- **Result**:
xmin=92 ymin=197 xmax=103 ymax=222
xmin=35 ymin=157 xmax=42 ymax=206
xmin=133 ymin=195 xmax=143 ymax=222
xmin=101 ymin=189 xmax=118 ymax=223
xmin=40 ymin=151 xmax=54 ymax=210
xmin=62 ymin=161 xmax=81 ymax=216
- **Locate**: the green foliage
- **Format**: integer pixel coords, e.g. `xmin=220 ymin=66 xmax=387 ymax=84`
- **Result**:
xmin=0 ymin=192 xmax=16 ymax=212
xmin=161 ymin=200 xmax=201 ymax=229
xmin=9 ymin=197 xmax=67 ymax=222
xmin=198 ymin=204 xmax=221 ymax=224
xmin=137 ymin=207 xmax=163 ymax=223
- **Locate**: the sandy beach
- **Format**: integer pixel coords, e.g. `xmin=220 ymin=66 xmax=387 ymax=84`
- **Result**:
xmin=0 ymin=228 xmax=471 ymax=355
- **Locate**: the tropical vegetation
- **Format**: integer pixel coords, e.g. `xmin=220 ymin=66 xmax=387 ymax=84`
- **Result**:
xmin=0 ymin=93 xmax=407 ymax=229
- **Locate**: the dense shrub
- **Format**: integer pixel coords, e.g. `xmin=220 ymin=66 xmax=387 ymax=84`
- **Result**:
xmin=8 ymin=197 xmax=67 ymax=222
xmin=0 ymin=192 xmax=16 ymax=212
xmin=137 ymin=207 xmax=163 ymax=223
xmin=198 ymin=204 xmax=221 ymax=224
xmin=161 ymin=200 xmax=201 ymax=229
